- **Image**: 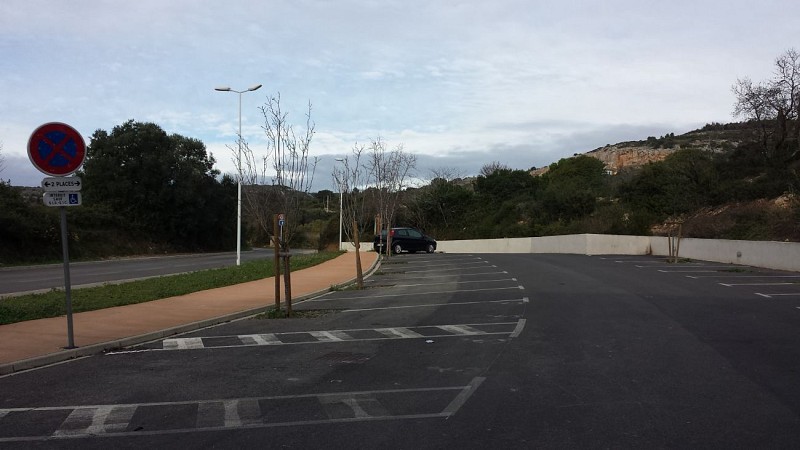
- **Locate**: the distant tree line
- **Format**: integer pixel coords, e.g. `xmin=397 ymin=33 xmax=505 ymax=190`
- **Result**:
xmin=0 ymin=121 xmax=238 ymax=264
xmin=2 ymin=50 xmax=798 ymax=264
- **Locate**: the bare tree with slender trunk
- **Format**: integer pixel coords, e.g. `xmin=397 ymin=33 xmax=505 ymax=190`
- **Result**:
xmin=232 ymin=92 xmax=317 ymax=316
xmin=235 ymin=93 xmax=318 ymax=249
xmin=261 ymin=93 xmax=318 ymax=247
xmin=333 ymin=143 xmax=369 ymax=286
xmin=367 ymin=137 xmax=416 ymax=256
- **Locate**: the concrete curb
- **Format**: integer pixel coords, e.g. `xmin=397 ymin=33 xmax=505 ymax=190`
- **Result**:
xmin=0 ymin=254 xmax=381 ymax=376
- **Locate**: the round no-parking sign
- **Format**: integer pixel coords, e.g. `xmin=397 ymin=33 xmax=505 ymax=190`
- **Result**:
xmin=27 ymin=122 xmax=86 ymax=176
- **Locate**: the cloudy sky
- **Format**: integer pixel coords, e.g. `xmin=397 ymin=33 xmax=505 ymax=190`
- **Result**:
xmin=1 ymin=0 xmax=797 ymax=190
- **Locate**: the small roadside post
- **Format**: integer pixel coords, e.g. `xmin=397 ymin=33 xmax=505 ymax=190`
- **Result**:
xmin=27 ymin=122 xmax=86 ymax=349
xmin=273 ymin=214 xmax=281 ymax=311
xmin=277 ymin=214 xmax=293 ymax=317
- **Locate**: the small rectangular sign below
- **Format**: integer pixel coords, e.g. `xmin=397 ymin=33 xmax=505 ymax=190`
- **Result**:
xmin=44 ymin=192 xmax=82 ymax=207
xmin=42 ymin=176 xmax=82 ymax=192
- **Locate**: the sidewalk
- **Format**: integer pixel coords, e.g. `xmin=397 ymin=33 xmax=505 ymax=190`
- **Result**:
xmin=0 ymin=252 xmax=379 ymax=375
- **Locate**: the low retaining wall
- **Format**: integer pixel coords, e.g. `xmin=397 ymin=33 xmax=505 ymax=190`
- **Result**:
xmin=340 ymin=242 xmax=374 ymax=252
xmin=437 ymin=234 xmax=800 ymax=272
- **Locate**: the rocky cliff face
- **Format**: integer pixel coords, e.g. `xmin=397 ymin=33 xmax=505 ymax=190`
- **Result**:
xmin=530 ymin=129 xmax=739 ymax=177
xmin=530 ymin=144 xmax=677 ymax=177
xmin=587 ymin=145 xmax=678 ymax=174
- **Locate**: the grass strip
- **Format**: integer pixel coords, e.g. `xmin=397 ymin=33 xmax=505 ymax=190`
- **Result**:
xmin=0 ymin=251 xmax=343 ymax=325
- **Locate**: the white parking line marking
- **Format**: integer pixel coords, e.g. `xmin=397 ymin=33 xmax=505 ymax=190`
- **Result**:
xmin=376 ymin=327 xmax=425 ymax=339
xmin=756 ymin=293 xmax=772 ymax=298
xmin=310 ymin=330 xmax=351 ymax=342
xmin=404 ymin=265 xmax=494 ymax=274
xmin=509 ymin=319 xmax=526 ymax=338
xmin=382 ymin=271 xmax=507 ymax=280
xmin=407 ymin=258 xmax=484 ymax=266
xmin=437 ymin=325 xmax=485 ymax=335
xmin=389 ymin=278 xmax=517 ymax=288
xmin=163 ymin=337 xmax=204 ymax=350
xmin=342 ymin=298 xmax=529 ymax=313
xmin=658 ymin=270 xmax=719 ymax=273
xmin=442 ymin=377 xmax=485 ymax=416
xmin=639 ymin=265 xmax=750 ymax=269
xmin=720 ymin=282 xmax=797 ymax=287
xmin=54 ymin=405 xmax=136 ymax=436
xmin=244 ymin=334 xmax=281 ymax=345
xmin=758 ymin=293 xmax=800 ymax=297
xmin=155 ymin=323 xmax=519 ymax=351
xmin=615 ymin=260 xmax=665 ymax=264
xmin=687 ymin=275 xmax=800 ymax=279
xmin=310 ymin=286 xmax=526 ymax=302
xmin=0 ymin=381 xmax=486 ymax=442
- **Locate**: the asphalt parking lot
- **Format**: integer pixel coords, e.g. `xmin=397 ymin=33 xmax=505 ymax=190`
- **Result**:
xmin=1 ymin=252 xmax=800 ymax=448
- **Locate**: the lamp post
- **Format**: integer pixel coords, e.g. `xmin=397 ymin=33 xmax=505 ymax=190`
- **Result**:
xmin=335 ymin=158 xmax=344 ymax=251
xmin=215 ymin=84 xmax=262 ymax=266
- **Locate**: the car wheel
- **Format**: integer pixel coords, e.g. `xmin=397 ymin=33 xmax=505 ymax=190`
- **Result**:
xmin=392 ymin=243 xmax=402 ymax=254
xmin=426 ymin=244 xmax=435 ymax=254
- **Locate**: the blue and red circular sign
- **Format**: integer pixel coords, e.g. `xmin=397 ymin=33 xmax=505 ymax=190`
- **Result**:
xmin=27 ymin=122 xmax=87 ymax=176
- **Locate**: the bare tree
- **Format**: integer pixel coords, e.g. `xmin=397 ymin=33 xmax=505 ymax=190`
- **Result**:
xmin=236 ymin=93 xmax=318 ymax=248
xmin=0 ymin=142 xmax=5 ymax=176
xmin=367 ymin=137 xmax=416 ymax=255
xmin=333 ymin=143 xmax=369 ymax=287
xmin=428 ymin=166 xmax=465 ymax=182
xmin=479 ymin=161 xmax=511 ymax=177
xmin=238 ymin=92 xmax=317 ymax=316
xmin=263 ymin=93 xmax=318 ymax=248
xmin=333 ymin=143 xmax=369 ymax=245
xmin=733 ymin=48 xmax=800 ymax=163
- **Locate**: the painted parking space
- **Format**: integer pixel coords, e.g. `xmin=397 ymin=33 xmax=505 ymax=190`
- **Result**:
xmin=607 ymin=254 xmax=800 ymax=308
xmin=0 ymin=252 xmax=528 ymax=444
xmin=0 ymin=378 xmax=485 ymax=442
xmin=153 ymin=321 xmax=524 ymax=351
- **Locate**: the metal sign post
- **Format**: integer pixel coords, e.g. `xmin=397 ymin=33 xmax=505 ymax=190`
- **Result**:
xmin=59 ymin=206 xmax=76 ymax=348
xmin=28 ymin=122 xmax=86 ymax=349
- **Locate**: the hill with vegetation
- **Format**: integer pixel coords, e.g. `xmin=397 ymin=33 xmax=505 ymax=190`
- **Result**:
xmin=1 ymin=119 xmax=797 ymax=266
xmin=399 ymin=120 xmax=797 ymax=244
xmin=2 ymin=50 xmax=797 ymax=264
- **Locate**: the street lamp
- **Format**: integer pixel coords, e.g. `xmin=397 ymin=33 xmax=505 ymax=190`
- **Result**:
xmin=215 ymin=84 xmax=262 ymax=266
xmin=335 ymin=158 xmax=344 ymax=251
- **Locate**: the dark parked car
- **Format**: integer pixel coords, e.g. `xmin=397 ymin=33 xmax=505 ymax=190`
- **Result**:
xmin=373 ymin=227 xmax=436 ymax=254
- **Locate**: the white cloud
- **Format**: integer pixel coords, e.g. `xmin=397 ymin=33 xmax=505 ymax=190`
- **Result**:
xmin=1 ymin=0 xmax=798 ymax=191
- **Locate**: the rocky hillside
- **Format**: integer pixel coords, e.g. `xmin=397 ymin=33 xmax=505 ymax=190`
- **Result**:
xmin=531 ymin=123 xmax=747 ymax=176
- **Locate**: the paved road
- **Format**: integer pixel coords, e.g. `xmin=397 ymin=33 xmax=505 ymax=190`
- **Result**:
xmin=1 ymin=253 xmax=799 ymax=447
xmin=0 ymin=249 xmax=302 ymax=296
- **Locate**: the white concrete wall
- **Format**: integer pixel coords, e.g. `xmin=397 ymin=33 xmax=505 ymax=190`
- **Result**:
xmin=653 ymin=237 xmax=800 ymax=272
xmin=436 ymin=234 xmax=800 ymax=272
xmin=340 ymin=242 xmax=374 ymax=252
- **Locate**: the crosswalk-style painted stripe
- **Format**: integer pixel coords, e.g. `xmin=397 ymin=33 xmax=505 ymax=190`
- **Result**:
xmin=160 ymin=321 xmax=520 ymax=351
xmin=376 ymin=327 xmax=425 ymax=339
xmin=163 ymin=337 xmax=203 ymax=350
xmin=53 ymin=405 xmax=136 ymax=437
xmin=239 ymin=334 xmax=281 ymax=345
xmin=437 ymin=325 xmax=485 ymax=335
xmin=309 ymin=330 xmax=351 ymax=342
